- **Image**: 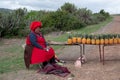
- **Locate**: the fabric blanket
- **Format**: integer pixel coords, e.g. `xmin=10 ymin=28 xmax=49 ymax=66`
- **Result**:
xmin=38 ymin=63 xmax=70 ymax=77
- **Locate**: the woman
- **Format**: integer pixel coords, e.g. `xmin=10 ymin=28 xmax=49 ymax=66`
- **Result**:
xmin=24 ymin=21 xmax=56 ymax=69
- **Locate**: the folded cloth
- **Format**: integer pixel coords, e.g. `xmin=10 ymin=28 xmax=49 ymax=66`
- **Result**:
xmin=38 ymin=63 xmax=70 ymax=77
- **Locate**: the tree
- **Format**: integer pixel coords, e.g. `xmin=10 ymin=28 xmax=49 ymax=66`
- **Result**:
xmin=0 ymin=8 xmax=28 ymax=37
xmin=76 ymin=8 xmax=92 ymax=25
xmin=99 ymin=9 xmax=110 ymax=19
xmin=59 ymin=2 xmax=77 ymax=15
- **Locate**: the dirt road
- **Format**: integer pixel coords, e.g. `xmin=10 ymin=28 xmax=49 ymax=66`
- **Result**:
xmin=0 ymin=16 xmax=120 ymax=80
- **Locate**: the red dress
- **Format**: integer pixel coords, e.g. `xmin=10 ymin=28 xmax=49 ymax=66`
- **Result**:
xmin=26 ymin=33 xmax=55 ymax=64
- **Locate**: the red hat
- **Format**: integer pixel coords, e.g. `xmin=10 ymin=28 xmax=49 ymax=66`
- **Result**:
xmin=30 ymin=21 xmax=42 ymax=31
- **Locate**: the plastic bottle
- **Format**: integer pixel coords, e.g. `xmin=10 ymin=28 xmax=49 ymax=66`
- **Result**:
xmin=74 ymin=57 xmax=81 ymax=68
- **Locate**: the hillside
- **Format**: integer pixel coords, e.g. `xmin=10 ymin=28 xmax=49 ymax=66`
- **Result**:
xmin=0 ymin=8 xmax=12 ymax=13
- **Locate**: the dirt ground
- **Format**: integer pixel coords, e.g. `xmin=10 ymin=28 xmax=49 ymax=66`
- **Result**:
xmin=0 ymin=16 xmax=120 ymax=80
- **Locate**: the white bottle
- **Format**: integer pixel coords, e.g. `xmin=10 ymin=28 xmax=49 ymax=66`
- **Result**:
xmin=74 ymin=58 xmax=81 ymax=68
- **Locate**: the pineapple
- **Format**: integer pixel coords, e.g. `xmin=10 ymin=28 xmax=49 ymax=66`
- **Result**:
xmin=77 ymin=34 xmax=82 ymax=44
xmin=72 ymin=34 xmax=77 ymax=44
xmin=113 ymin=34 xmax=118 ymax=44
xmin=67 ymin=35 xmax=72 ymax=44
xmin=108 ymin=34 xmax=114 ymax=44
xmin=82 ymin=34 xmax=87 ymax=44
xmin=104 ymin=34 xmax=109 ymax=45
xmin=86 ymin=34 xmax=91 ymax=44
xmin=100 ymin=34 xmax=105 ymax=45
xmin=118 ymin=34 xmax=120 ymax=44
xmin=91 ymin=34 xmax=96 ymax=45
xmin=116 ymin=34 xmax=119 ymax=44
xmin=95 ymin=35 xmax=100 ymax=45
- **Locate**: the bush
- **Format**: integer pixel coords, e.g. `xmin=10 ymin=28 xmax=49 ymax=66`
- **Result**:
xmin=0 ymin=5 xmax=111 ymax=38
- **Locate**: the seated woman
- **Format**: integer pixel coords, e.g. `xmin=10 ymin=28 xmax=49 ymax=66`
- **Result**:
xmin=24 ymin=21 xmax=56 ymax=69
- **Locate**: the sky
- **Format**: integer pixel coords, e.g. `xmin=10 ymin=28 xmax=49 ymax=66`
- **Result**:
xmin=0 ymin=0 xmax=120 ymax=14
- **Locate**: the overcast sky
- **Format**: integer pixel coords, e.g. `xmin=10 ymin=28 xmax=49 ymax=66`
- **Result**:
xmin=0 ymin=0 xmax=120 ymax=14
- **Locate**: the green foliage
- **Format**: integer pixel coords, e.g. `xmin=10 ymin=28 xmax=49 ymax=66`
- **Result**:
xmin=59 ymin=2 xmax=77 ymax=14
xmin=99 ymin=9 xmax=110 ymax=18
xmin=0 ymin=3 xmax=111 ymax=38
xmin=76 ymin=8 xmax=93 ymax=25
xmin=0 ymin=8 xmax=27 ymax=38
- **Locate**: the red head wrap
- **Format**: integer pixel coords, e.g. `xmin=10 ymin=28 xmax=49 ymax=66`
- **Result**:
xmin=30 ymin=21 xmax=42 ymax=31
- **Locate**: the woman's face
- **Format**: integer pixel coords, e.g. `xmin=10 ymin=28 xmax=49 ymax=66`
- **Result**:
xmin=34 ymin=27 xmax=40 ymax=34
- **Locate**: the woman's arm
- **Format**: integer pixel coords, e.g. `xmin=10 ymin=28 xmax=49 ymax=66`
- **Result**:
xmin=29 ymin=32 xmax=43 ymax=49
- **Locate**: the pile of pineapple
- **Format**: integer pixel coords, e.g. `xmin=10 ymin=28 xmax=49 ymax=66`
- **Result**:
xmin=67 ymin=34 xmax=120 ymax=45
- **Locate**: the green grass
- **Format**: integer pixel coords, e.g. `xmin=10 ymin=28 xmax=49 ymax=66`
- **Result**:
xmin=0 ymin=57 xmax=24 ymax=74
xmin=0 ymin=17 xmax=112 ymax=74
xmin=0 ymin=43 xmax=25 ymax=74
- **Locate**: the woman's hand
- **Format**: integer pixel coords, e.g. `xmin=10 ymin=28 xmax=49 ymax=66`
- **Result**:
xmin=44 ymin=46 xmax=50 ymax=52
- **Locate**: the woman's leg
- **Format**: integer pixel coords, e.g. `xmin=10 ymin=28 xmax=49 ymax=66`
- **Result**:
xmin=49 ymin=56 xmax=56 ymax=64
xmin=42 ymin=61 xmax=48 ymax=68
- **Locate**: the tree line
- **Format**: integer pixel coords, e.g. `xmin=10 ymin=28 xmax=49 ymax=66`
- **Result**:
xmin=0 ymin=3 xmax=110 ymax=38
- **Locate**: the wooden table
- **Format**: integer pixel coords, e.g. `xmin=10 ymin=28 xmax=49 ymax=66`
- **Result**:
xmin=48 ymin=42 xmax=83 ymax=63
xmin=83 ymin=44 xmax=120 ymax=65
xmin=49 ymin=41 xmax=119 ymax=65
xmin=100 ymin=44 xmax=120 ymax=65
xmin=82 ymin=44 xmax=103 ymax=64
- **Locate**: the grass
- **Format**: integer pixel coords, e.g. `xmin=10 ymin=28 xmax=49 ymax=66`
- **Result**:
xmin=0 ymin=17 xmax=112 ymax=74
xmin=0 ymin=41 xmax=25 ymax=74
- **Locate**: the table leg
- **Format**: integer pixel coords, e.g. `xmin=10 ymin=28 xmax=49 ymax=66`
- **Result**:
xmin=99 ymin=45 xmax=102 ymax=62
xmin=79 ymin=45 xmax=82 ymax=63
xmin=102 ymin=45 xmax=105 ymax=65
xmin=81 ymin=44 xmax=85 ymax=62
xmin=80 ymin=45 xmax=82 ymax=56
xmin=83 ymin=44 xmax=85 ymax=55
